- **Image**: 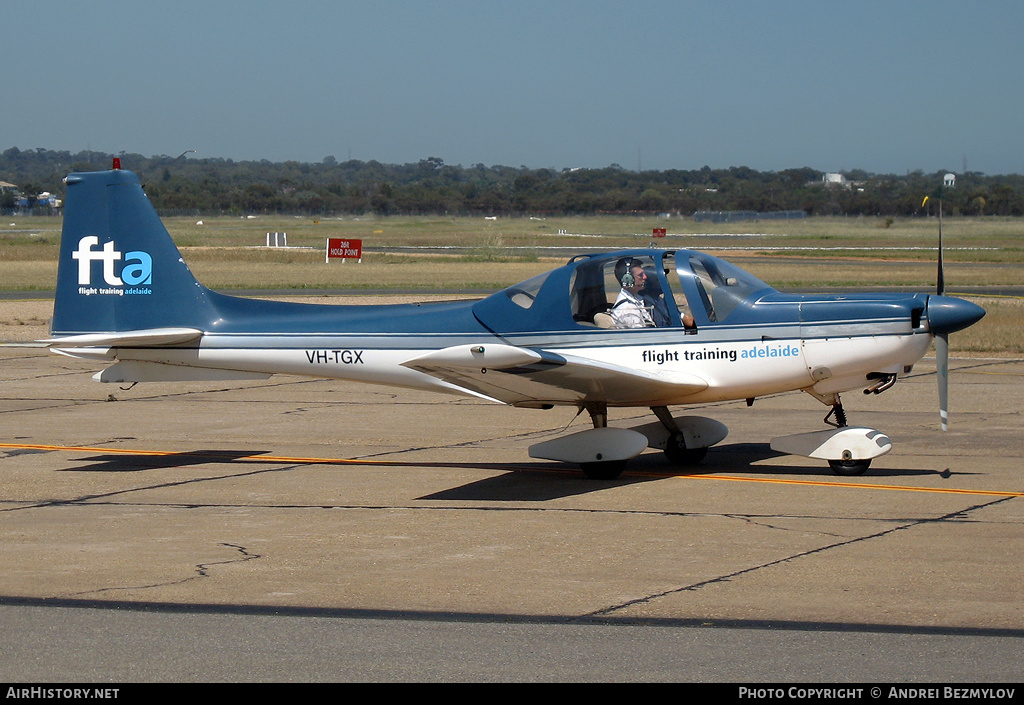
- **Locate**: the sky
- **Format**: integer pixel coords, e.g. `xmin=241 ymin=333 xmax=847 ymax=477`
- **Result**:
xmin=5 ymin=0 xmax=1023 ymax=175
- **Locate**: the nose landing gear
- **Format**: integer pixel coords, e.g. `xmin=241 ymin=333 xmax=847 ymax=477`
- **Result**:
xmin=771 ymin=394 xmax=891 ymax=476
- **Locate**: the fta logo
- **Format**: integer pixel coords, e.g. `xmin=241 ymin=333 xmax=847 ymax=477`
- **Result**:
xmin=72 ymin=236 xmax=152 ymax=287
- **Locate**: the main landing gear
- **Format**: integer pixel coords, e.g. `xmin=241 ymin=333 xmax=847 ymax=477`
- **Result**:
xmin=576 ymin=404 xmax=630 ymax=480
xmin=530 ymin=395 xmax=889 ymax=479
xmin=651 ymin=406 xmax=709 ymax=466
xmin=527 ymin=403 xmax=728 ymax=480
xmin=528 ymin=402 xmax=647 ymax=480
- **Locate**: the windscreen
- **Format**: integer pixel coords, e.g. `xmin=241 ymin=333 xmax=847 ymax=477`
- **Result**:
xmin=685 ymin=253 xmax=770 ymax=322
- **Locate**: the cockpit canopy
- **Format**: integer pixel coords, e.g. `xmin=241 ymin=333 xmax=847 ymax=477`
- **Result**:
xmin=472 ymin=249 xmax=774 ymax=334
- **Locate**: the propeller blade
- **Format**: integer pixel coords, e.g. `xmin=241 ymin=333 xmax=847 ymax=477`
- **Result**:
xmin=927 ymin=296 xmax=984 ymax=432
xmin=937 ymin=198 xmax=945 ymax=295
xmin=936 ymin=332 xmax=949 ymax=431
xmin=935 ymin=193 xmax=947 ymax=429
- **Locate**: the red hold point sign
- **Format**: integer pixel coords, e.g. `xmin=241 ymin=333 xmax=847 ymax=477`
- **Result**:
xmin=652 ymin=228 xmax=666 ymax=237
xmin=326 ymin=238 xmax=363 ymax=262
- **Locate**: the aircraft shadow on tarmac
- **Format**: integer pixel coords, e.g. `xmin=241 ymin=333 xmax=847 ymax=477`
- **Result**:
xmin=693 ymin=443 xmax=960 ymax=480
xmin=54 ymin=442 xmax=960 ymax=503
xmin=427 ymin=441 xmax=965 ymax=502
xmin=59 ymin=450 xmax=271 ymax=473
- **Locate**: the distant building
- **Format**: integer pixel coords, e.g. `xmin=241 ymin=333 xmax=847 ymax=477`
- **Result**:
xmin=814 ymin=172 xmax=864 ymax=190
xmin=944 ymin=173 xmax=956 ymax=188
xmin=695 ymin=210 xmax=806 ymax=223
xmin=37 ymin=192 xmax=61 ymax=208
xmin=15 ymin=191 xmax=62 ymax=214
xmin=0 ymin=180 xmax=17 ymax=194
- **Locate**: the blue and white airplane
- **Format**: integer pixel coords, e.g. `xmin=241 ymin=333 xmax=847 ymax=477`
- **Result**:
xmin=43 ymin=165 xmax=985 ymax=479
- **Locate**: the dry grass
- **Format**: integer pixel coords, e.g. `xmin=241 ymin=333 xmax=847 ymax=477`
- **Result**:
xmin=184 ymin=256 xmax=555 ymax=291
xmin=8 ymin=212 xmax=1024 ymax=253
xmin=954 ymin=297 xmax=1024 ymax=355
xmin=1 ymin=215 xmax=1020 ymax=353
xmin=0 ymin=261 xmax=58 ymax=290
xmin=740 ymin=259 xmax=1022 ymax=290
xmin=2 ymin=252 xmax=1016 ymax=292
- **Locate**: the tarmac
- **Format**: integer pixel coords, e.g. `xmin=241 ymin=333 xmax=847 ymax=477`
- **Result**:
xmin=2 ymin=338 xmax=1024 ymax=680
xmin=1 ymin=343 xmax=1023 ymax=680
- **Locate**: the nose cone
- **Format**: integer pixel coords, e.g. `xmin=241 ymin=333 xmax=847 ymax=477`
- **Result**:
xmin=927 ymin=295 xmax=986 ymax=335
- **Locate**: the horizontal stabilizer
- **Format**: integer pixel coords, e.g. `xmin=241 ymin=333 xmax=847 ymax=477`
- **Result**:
xmin=40 ymin=327 xmax=203 ymax=348
xmin=94 ymin=360 xmax=270 ymax=383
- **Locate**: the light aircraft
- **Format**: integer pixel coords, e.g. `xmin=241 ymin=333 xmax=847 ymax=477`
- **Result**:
xmin=43 ymin=165 xmax=985 ymax=479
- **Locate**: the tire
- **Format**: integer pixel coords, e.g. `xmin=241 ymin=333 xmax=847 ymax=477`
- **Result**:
xmin=664 ymin=433 xmax=708 ymax=466
xmin=828 ymin=459 xmax=871 ymax=476
xmin=580 ymin=460 xmax=627 ymax=480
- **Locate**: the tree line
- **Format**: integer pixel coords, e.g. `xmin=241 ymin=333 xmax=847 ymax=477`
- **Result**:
xmin=3 ymin=146 xmax=1024 ymax=217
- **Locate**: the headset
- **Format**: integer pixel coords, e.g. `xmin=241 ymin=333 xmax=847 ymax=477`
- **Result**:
xmin=616 ymin=258 xmax=643 ymax=288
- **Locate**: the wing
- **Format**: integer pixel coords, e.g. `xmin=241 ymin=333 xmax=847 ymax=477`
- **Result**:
xmin=401 ymin=343 xmax=707 ymax=407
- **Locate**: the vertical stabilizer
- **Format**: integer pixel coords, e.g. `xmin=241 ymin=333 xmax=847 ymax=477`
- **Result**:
xmin=51 ymin=169 xmax=219 ymax=336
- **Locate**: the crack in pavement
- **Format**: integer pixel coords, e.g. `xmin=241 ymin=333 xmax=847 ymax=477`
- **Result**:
xmin=583 ymin=495 xmax=1019 ymax=619
xmin=0 ymin=462 xmax=311 ymax=513
xmin=63 ymin=543 xmax=261 ymax=600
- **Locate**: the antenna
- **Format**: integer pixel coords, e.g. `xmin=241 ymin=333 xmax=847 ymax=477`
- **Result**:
xmin=141 ymin=150 xmax=196 ymax=189
xmin=172 ymin=149 xmax=196 ymax=164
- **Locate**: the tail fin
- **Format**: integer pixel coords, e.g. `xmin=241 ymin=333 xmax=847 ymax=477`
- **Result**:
xmin=51 ymin=168 xmax=219 ymax=336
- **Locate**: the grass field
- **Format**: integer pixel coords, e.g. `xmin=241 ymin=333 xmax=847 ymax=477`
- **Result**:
xmin=2 ymin=214 xmax=1021 ymax=354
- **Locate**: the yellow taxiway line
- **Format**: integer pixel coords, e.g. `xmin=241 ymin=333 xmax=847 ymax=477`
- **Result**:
xmin=668 ymin=472 xmax=1024 ymax=497
xmin=2 ymin=441 xmax=1022 ymax=499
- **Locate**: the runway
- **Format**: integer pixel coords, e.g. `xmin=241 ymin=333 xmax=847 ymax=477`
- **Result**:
xmin=1 ymin=346 xmax=1022 ymax=681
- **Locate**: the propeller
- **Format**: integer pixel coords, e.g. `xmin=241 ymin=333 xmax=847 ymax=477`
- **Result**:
xmin=924 ymin=190 xmax=985 ymax=431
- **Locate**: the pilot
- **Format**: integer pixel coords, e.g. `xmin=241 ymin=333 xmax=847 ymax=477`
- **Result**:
xmin=610 ymin=258 xmax=657 ymax=328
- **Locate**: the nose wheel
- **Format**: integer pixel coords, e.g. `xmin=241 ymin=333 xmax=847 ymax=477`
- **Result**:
xmin=771 ymin=394 xmax=888 ymax=476
xmin=827 ymin=458 xmax=871 ymax=476
xmin=824 ymin=397 xmax=870 ymax=476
